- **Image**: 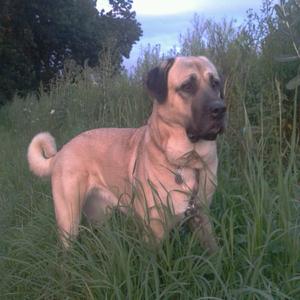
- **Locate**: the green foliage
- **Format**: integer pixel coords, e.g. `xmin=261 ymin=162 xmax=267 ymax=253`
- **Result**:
xmin=274 ymin=0 xmax=300 ymax=90
xmin=262 ymin=0 xmax=300 ymax=138
xmin=0 ymin=0 xmax=142 ymax=104
xmin=0 ymin=0 xmax=299 ymax=298
xmin=0 ymin=60 xmax=299 ymax=298
xmin=179 ymin=0 xmax=300 ymax=140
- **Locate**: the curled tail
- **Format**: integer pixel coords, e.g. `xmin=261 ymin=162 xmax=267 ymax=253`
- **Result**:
xmin=27 ymin=132 xmax=57 ymax=177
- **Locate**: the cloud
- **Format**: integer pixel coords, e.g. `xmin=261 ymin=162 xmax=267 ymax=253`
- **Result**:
xmin=136 ymin=0 xmax=263 ymax=48
xmin=132 ymin=0 xmax=202 ymax=16
xmin=96 ymin=0 xmax=264 ymax=68
xmin=138 ymin=13 xmax=191 ymax=39
xmin=97 ymin=0 xmax=263 ymax=17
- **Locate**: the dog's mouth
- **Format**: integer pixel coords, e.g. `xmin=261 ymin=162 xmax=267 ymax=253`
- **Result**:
xmin=187 ymin=126 xmax=225 ymax=143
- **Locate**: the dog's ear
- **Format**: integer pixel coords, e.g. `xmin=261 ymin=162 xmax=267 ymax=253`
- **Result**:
xmin=146 ymin=58 xmax=175 ymax=103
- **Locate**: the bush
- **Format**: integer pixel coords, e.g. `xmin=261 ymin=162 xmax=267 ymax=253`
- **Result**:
xmin=0 ymin=0 xmax=299 ymax=298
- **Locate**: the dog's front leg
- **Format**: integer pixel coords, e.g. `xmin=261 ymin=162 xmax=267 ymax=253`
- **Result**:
xmin=188 ymin=210 xmax=218 ymax=253
xmin=143 ymin=208 xmax=168 ymax=246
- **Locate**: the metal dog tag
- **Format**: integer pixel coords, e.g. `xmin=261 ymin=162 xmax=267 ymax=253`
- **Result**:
xmin=175 ymin=172 xmax=183 ymax=185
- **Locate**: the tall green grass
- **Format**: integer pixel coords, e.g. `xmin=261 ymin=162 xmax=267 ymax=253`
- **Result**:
xmin=0 ymin=61 xmax=299 ymax=299
xmin=1 ymin=3 xmax=300 ymax=297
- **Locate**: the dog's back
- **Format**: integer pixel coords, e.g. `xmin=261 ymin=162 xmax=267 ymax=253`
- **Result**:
xmin=28 ymin=127 xmax=146 ymax=193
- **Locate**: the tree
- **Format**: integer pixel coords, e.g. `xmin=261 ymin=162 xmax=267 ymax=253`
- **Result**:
xmin=0 ymin=0 xmax=142 ymax=105
xmin=273 ymin=0 xmax=300 ymax=89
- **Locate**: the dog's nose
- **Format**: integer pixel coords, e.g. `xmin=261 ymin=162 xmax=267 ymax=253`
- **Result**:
xmin=209 ymin=101 xmax=226 ymax=119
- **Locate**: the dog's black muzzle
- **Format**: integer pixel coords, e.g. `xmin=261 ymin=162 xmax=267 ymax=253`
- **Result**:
xmin=209 ymin=100 xmax=226 ymax=121
xmin=187 ymin=100 xmax=227 ymax=143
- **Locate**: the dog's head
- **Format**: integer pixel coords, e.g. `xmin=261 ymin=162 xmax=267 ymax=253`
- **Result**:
xmin=146 ymin=56 xmax=226 ymax=143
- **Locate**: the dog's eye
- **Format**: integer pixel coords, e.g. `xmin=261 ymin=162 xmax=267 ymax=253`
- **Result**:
xmin=180 ymin=80 xmax=197 ymax=94
xmin=210 ymin=75 xmax=220 ymax=89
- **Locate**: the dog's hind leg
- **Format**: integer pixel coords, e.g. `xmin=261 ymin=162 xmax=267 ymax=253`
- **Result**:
xmin=51 ymin=176 xmax=83 ymax=248
xmin=83 ymin=187 xmax=119 ymax=224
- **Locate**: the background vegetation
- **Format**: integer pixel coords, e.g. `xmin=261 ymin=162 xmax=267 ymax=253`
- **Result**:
xmin=0 ymin=0 xmax=142 ymax=104
xmin=0 ymin=0 xmax=299 ymax=298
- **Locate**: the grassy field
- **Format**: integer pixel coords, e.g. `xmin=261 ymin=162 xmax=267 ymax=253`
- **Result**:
xmin=1 ymin=3 xmax=300 ymax=297
xmin=0 ymin=61 xmax=299 ymax=299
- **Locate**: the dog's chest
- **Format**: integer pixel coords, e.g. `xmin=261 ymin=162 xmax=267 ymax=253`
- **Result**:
xmin=175 ymin=167 xmax=199 ymax=192
xmin=170 ymin=167 xmax=199 ymax=216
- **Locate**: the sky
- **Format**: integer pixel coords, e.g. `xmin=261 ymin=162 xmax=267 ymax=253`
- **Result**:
xmin=96 ymin=0 xmax=263 ymax=69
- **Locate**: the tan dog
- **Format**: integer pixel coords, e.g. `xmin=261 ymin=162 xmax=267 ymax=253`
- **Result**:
xmin=27 ymin=56 xmax=226 ymax=252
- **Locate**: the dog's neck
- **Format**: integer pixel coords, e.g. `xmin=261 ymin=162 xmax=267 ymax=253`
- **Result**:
xmin=147 ymin=103 xmax=186 ymax=153
xmin=146 ymin=103 xmax=217 ymax=170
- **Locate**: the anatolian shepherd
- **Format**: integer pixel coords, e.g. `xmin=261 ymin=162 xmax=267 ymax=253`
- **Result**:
xmin=28 ymin=56 xmax=226 ymax=252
